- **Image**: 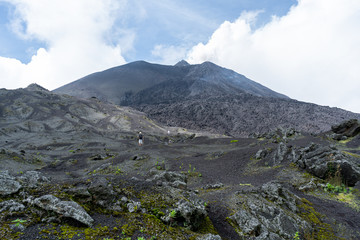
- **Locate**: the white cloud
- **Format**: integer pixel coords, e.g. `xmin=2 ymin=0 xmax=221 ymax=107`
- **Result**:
xmin=151 ymin=44 xmax=189 ymax=64
xmin=187 ymin=0 xmax=360 ymax=113
xmin=0 ymin=0 xmax=128 ymax=90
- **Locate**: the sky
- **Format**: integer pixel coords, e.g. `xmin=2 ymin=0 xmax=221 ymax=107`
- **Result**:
xmin=0 ymin=0 xmax=359 ymax=114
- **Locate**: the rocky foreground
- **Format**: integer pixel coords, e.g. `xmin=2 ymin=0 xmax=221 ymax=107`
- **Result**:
xmin=1 ymin=86 xmax=360 ymax=239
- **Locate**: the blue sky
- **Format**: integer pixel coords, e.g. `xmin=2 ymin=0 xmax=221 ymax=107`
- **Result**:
xmin=0 ymin=0 xmax=296 ymax=63
xmin=0 ymin=0 xmax=360 ymax=114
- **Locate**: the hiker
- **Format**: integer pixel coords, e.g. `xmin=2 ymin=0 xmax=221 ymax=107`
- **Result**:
xmin=167 ymin=130 xmax=171 ymax=144
xmin=138 ymin=131 xmax=144 ymax=146
xmin=164 ymin=130 xmax=170 ymax=145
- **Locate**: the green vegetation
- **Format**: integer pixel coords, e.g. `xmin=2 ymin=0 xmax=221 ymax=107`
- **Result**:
xmin=336 ymin=192 xmax=360 ymax=211
xmin=155 ymin=160 xmax=165 ymax=170
xmin=184 ymin=163 xmax=202 ymax=177
xmin=323 ymin=183 xmax=352 ymax=194
xmin=342 ymin=151 xmax=360 ymax=158
xmin=293 ymin=231 xmax=300 ymax=240
xmin=87 ymin=165 xmax=123 ymax=176
xmin=326 ymin=163 xmax=344 ymax=187
xmin=338 ymin=137 xmax=353 ymax=145
xmin=239 ymin=183 xmax=252 ymax=187
xmin=297 ymin=198 xmax=339 ymax=240
xmin=230 ymin=140 xmax=238 ymax=143
xmin=188 ymin=164 xmax=194 ymax=174
xmin=115 ymin=168 xmax=123 ymax=175
xmin=12 ymin=219 xmax=27 ymax=227
xmin=170 ymin=210 xmax=177 ymax=218
xmin=32 ymin=152 xmax=44 ymax=164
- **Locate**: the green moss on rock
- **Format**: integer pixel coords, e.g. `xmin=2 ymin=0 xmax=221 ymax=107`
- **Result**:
xmin=297 ymin=198 xmax=344 ymax=240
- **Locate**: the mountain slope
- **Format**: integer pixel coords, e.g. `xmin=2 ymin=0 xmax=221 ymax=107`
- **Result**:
xmin=54 ymin=61 xmax=360 ymax=136
xmin=0 ymin=84 xmax=179 ymax=136
xmin=139 ymin=94 xmax=359 ymax=136
xmin=54 ymin=60 xmax=288 ymax=105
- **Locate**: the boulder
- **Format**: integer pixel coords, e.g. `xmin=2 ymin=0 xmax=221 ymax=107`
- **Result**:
xmin=0 ymin=200 xmax=25 ymax=213
xmin=87 ymin=176 xmax=115 ymax=203
xmin=331 ymin=119 xmax=360 ymax=137
xmin=196 ymin=233 xmax=222 ymax=240
xmin=329 ymin=133 xmax=347 ymax=141
xmin=89 ymin=154 xmax=106 ymax=160
xmin=292 ymin=143 xmax=360 ymax=186
xmin=231 ymin=209 xmax=261 ymax=236
xmin=231 ymin=182 xmax=310 ymax=239
xmin=261 ymin=181 xmax=297 ymax=212
xmin=126 ymin=201 xmax=141 ymax=213
xmin=175 ymin=192 xmax=208 ymax=231
xmin=109 ymin=200 xmax=123 ymax=212
xmin=298 ymin=179 xmax=317 ymax=192
xmin=256 ymin=143 xmax=292 ymax=166
xmin=17 ymin=171 xmax=50 ymax=188
xmin=0 ymin=171 xmax=22 ymax=196
xmin=34 ymin=195 xmax=94 ymax=226
xmin=203 ymin=183 xmax=224 ymax=190
xmin=64 ymin=185 xmax=92 ymax=202
xmin=161 ymin=192 xmax=207 ymax=230
xmin=253 ymin=127 xmax=300 ymax=142
xmin=272 ymin=142 xmax=289 ymax=165
xmin=255 ymin=149 xmax=269 ymax=160
xmin=174 ymin=199 xmax=207 ymax=230
xmin=148 ymin=170 xmax=187 ymax=189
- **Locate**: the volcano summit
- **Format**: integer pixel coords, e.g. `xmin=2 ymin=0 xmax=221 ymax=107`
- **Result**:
xmin=55 ymin=61 xmax=360 ymax=136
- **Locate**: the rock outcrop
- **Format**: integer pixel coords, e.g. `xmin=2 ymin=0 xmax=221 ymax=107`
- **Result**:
xmin=331 ymin=119 xmax=360 ymax=138
xmin=175 ymin=198 xmax=207 ymax=230
xmin=147 ymin=170 xmax=187 ymax=189
xmin=255 ymin=141 xmax=293 ymax=166
xmin=17 ymin=171 xmax=50 ymax=188
xmin=161 ymin=192 xmax=208 ymax=231
xmin=0 ymin=171 xmax=22 ymax=196
xmin=34 ymin=194 xmax=94 ymax=226
xmin=87 ymin=176 xmax=115 ymax=206
xmin=231 ymin=182 xmax=310 ymax=239
xmin=0 ymin=200 xmax=25 ymax=213
xmin=196 ymin=233 xmax=222 ymax=240
xmin=292 ymin=143 xmax=360 ymax=186
xmin=252 ymin=127 xmax=300 ymax=142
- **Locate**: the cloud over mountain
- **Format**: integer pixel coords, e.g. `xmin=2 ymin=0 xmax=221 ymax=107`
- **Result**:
xmin=187 ymin=0 xmax=360 ymax=113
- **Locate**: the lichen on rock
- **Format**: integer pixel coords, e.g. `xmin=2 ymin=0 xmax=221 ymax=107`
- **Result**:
xmin=0 ymin=170 xmax=22 ymax=196
xmin=34 ymin=194 xmax=94 ymax=226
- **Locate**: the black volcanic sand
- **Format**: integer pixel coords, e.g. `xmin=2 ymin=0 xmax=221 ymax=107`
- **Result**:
xmin=3 ymin=129 xmax=359 ymax=239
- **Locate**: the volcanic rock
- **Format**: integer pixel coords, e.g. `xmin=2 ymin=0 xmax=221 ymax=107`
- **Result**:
xmin=331 ymin=119 xmax=360 ymax=137
xmin=34 ymin=194 xmax=94 ymax=226
xmin=168 ymin=196 xmax=208 ymax=231
xmin=292 ymin=143 xmax=360 ymax=186
xmin=0 ymin=200 xmax=25 ymax=213
xmin=0 ymin=171 xmax=22 ymax=196
xmin=16 ymin=171 xmax=50 ymax=189
xmin=148 ymin=170 xmax=187 ymax=189
xmin=231 ymin=182 xmax=310 ymax=239
xmin=196 ymin=233 xmax=222 ymax=240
